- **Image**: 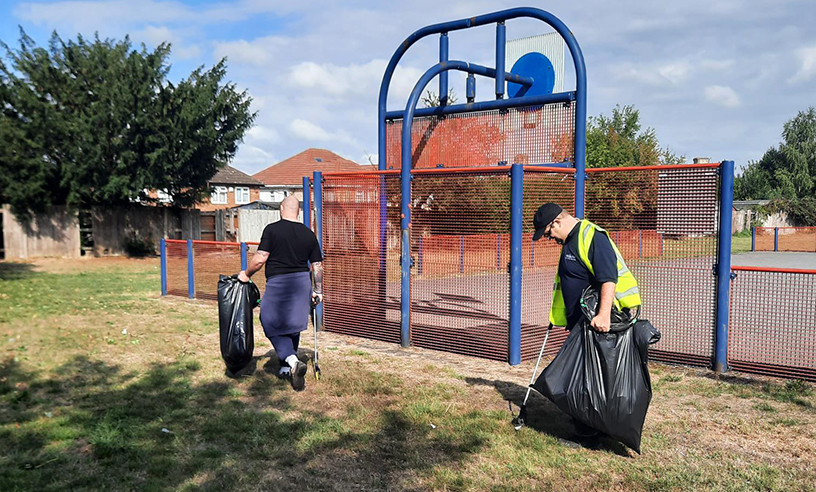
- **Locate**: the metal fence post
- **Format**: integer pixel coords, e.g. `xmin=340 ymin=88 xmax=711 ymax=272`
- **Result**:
xmin=418 ymin=236 xmax=424 ymax=275
xmin=774 ymin=227 xmax=779 ymax=252
xmin=638 ymin=230 xmax=643 ymax=258
xmin=459 ymin=236 xmax=465 ymax=274
xmin=187 ymin=239 xmax=195 ymax=299
xmin=495 ymin=22 xmax=506 ymax=99
xmin=313 ymin=171 xmax=324 ymax=331
xmin=714 ymin=160 xmax=735 ymax=373
xmin=751 ymin=227 xmax=755 ymax=251
xmin=496 ymin=234 xmax=501 ymax=271
xmin=509 ymin=163 xmax=523 ymax=365
xmin=160 ymin=239 xmax=167 ymax=296
xmin=240 ymin=242 xmax=248 ymax=271
xmin=302 ymin=176 xmax=311 ymax=229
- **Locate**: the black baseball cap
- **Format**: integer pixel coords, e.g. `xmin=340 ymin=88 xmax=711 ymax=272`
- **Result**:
xmin=532 ymin=203 xmax=564 ymax=241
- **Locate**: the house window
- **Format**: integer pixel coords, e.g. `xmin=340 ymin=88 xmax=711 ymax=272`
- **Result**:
xmin=156 ymin=189 xmax=173 ymax=203
xmin=211 ymin=186 xmax=228 ymax=204
xmin=235 ymin=187 xmax=250 ymax=204
xmin=314 ymin=157 xmax=323 ymax=162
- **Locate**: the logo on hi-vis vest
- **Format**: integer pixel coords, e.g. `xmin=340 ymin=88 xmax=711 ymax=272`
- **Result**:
xmin=565 ymin=253 xmax=578 ymax=262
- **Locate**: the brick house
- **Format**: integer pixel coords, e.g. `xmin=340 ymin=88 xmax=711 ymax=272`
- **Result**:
xmin=253 ymin=148 xmax=372 ymax=202
xmin=198 ymin=165 xmax=266 ymax=212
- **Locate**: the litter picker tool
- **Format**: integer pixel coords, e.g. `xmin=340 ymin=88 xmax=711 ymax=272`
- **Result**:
xmin=512 ymin=323 xmax=553 ymax=431
xmin=310 ymin=295 xmax=322 ymax=381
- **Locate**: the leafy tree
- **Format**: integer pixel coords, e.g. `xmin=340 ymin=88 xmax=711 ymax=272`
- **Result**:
xmin=584 ymin=104 xmax=684 ymax=229
xmin=0 ymin=30 xmax=255 ymax=220
xmin=735 ymin=108 xmax=816 ymax=202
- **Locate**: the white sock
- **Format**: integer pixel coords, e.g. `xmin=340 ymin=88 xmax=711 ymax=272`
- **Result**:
xmin=279 ymin=366 xmax=290 ymax=375
xmin=285 ymin=355 xmax=300 ymax=368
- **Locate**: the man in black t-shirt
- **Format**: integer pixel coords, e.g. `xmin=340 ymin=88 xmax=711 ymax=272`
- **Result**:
xmin=238 ymin=195 xmax=323 ymax=391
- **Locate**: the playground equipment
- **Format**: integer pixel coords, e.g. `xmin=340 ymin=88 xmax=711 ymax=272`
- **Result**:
xmin=161 ymin=7 xmax=816 ymax=382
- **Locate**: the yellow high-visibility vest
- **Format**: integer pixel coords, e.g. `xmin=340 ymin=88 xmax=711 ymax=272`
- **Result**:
xmin=549 ymin=220 xmax=642 ymax=326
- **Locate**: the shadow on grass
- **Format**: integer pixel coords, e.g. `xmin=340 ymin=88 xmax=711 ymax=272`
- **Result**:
xmin=1 ymin=353 xmax=484 ymax=491
xmin=465 ymin=376 xmax=631 ymax=456
xmin=0 ymin=262 xmax=37 ymax=281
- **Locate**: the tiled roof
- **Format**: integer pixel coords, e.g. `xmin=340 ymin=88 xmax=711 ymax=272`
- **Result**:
xmin=253 ymin=148 xmax=373 ymax=186
xmin=209 ymin=165 xmax=265 ymax=186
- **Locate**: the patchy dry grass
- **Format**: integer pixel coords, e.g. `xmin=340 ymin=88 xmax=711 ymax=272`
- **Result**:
xmin=1 ymin=258 xmax=815 ymax=491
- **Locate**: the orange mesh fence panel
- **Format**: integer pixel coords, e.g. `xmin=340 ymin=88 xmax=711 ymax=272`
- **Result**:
xmin=191 ymin=241 xmax=243 ymax=301
xmin=385 ymin=103 xmax=575 ymax=170
xmin=166 ymin=240 xmax=189 ymax=297
xmin=411 ymin=169 xmax=511 ymax=361
xmin=778 ymin=227 xmax=816 ymax=252
xmin=321 ymin=173 xmax=401 ymax=343
xmin=585 ymin=165 xmax=720 ymax=367
xmin=754 ymin=227 xmax=775 ymax=251
xmin=729 ymin=267 xmax=816 ymax=381
xmin=520 ymin=168 xmax=576 ymax=360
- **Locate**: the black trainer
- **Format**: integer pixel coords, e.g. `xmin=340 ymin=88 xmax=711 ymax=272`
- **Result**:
xmin=290 ymin=360 xmax=307 ymax=391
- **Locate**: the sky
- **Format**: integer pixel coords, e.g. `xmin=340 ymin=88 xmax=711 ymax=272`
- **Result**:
xmin=1 ymin=0 xmax=815 ymax=175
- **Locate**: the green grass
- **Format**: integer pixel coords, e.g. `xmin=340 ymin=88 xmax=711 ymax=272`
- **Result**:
xmin=1 ymin=259 xmax=815 ymax=491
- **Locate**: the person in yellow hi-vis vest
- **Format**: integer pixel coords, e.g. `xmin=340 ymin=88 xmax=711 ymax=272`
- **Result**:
xmin=532 ymin=202 xmax=642 ymax=441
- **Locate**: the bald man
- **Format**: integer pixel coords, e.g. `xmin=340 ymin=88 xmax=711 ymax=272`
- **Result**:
xmin=238 ymin=195 xmax=323 ymax=391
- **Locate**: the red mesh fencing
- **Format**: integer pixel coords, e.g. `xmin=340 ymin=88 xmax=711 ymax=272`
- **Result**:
xmin=165 ymin=239 xmax=189 ymax=297
xmin=191 ymin=241 xmax=242 ymax=301
xmin=729 ymin=267 xmax=816 ymax=381
xmin=520 ymin=168 xmax=576 ymax=359
xmin=754 ymin=227 xmax=816 ymax=252
xmin=320 ymin=173 xmax=402 ymax=343
xmin=385 ymin=103 xmax=575 ymax=170
xmin=410 ymin=169 xmax=512 ymax=361
xmin=585 ymin=165 xmax=721 ymax=367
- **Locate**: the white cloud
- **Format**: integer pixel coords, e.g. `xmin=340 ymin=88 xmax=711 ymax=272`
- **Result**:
xmin=788 ymin=45 xmax=816 ymax=84
xmin=657 ymin=61 xmax=693 ymax=84
xmin=213 ymin=36 xmax=291 ymax=67
xmin=289 ymin=119 xmax=359 ymax=147
xmin=136 ymin=25 xmax=200 ymax=59
xmin=246 ymin=125 xmax=281 ymax=145
xmin=699 ymin=59 xmax=736 ymax=71
xmin=704 ymin=85 xmax=742 ymax=108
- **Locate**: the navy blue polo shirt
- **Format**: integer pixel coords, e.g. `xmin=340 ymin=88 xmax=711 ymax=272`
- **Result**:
xmin=559 ymin=222 xmax=619 ymax=328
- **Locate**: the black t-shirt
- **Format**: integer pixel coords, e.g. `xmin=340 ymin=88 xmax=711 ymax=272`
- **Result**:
xmin=558 ymin=222 xmax=618 ymax=328
xmin=258 ymin=219 xmax=323 ymax=279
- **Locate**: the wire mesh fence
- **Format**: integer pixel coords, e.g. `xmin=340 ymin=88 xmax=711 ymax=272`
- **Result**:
xmin=385 ymin=102 xmax=575 ymax=169
xmin=585 ymin=165 xmax=720 ymax=367
xmin=520 ymin=168 xmax=575 ymax=359
xmin=410 ymin=169 xmax=512 ymax=361
xmin=729 ymin=267 xmax=816 ymax=381
xmin=754 ymin=227 xmax=816 ymax=252
xmin=191 ymin=241 xmax=243 ymax=301
xmin=320 ymin=172 xmax=402 ymax=343
xmin=165 ymin=239 xmax=189 ymax=297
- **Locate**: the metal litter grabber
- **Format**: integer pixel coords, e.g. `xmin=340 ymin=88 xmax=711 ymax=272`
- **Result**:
xmin=310 ymin=295 xmax=322 ymax=381
xmin=512 ymin=323 xmax=553 ymax=431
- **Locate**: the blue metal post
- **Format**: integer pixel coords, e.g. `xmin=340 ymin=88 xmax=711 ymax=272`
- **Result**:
xmin=302 ymin=176 xmax=311 ymax=229
xmin=496 ymin=234 xmax=501 ymax=271
xmin=495 ymin=22 xmax=506 ymax=99
xmin=418 ymin=236 xmax=424 ymax=275
xmin=160 ymin=238 xmax=167 ymax=296
xmin=751 ymin=227 xmax=755 ymax=251
xmin=509 ymin=164 xmax=523 ymax=365
xmin=240 ymin=242 xmax=248 ymax=271
xmin=439 ymin=33 xmax=449 ymax=106
xmin=466 ymin=74 xmax=476 ymax=102
xmin=313 ymin=171 xmax=324 ymax=331
xmin=530 ymin=237 xmax=535 ymax=266
xmin=774 ymin=227 xmax=779 ymax=252
xmin=459 ymin=236 xmax=464 ymax=274
xmin=187 ymin=240 xmax=195 ymax=299
xmin=714 ymin=160 xmax=735 ymax=373
xmin=638 ymin=230 xmax=643 ymax=258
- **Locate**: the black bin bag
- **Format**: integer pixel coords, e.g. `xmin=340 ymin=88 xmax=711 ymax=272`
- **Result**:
xmin=533 ymin=287 xmax=660 ymax=453
xmin=217 ymin=275 xmax=260 ymax=373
